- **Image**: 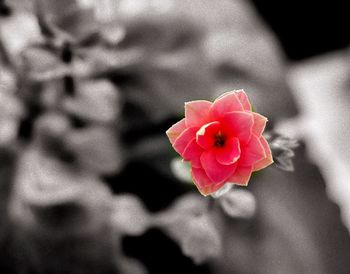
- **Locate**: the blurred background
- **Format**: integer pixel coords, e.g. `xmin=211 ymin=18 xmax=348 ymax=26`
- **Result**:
xmin=1 ymin=0 xmax=350 ymax=273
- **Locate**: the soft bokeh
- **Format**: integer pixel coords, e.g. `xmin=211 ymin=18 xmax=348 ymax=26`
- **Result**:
xmin=1 ymin=0 xmax=350 ymax=273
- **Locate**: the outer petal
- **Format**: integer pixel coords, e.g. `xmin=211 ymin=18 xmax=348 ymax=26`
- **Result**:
xmin=185 ymin=100 xmax=212 ymax=127
xmin=239 ymin=134 xmax=266 ymax=167
xmin=222 ymin=111 xmax=253 ymax=144
xmin=253 ymin=136 xmax=273 ymax=171
xmin=191 ymin=167 xmax=226 ymax=196
xmin=200 ymin=149 xmax=237 ymax=183
xmin=196 ymin=121 xmax=221 ymax=149
xmin=227 ymin=166 xmax=253 ymax=186
xmin=209 ymin=91 xmax=244 ymax=119
xmin=173 ymin=127 xmax=199 ymax=156
xmin=215 ymin=137 xmax=241 ymax=165
xmin=235 ymin=90 xmax=251 ymax=111
xmin=252 ymin=113 xmax=267 ymax=136
xmin=182 ymin=139 xmax=204 ymax=168
xmin=166 ymin=118 xmax=187 ymax=144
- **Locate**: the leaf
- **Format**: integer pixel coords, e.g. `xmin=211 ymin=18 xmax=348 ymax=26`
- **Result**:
xmin=0 ymin=90 xmax=24 ymax=145
xmin=0 ymin=92 xmax=24 ymax=118
xmin=36 ymin=0 xmax=98 ymax=40
xmin=0 ymin=11 xmax=42 ymax=64
xmin=170 ymin=157 xmax=192 ymax=184
xmin=65 ymin=126 xmax=124 ymax=175
xmin=161 ymin=193 xmax=208 ymax=219
xmin=0 ymin=66 xmax=16 ymax=93
xmin=9 ymin=147 xmax=116 ymax=273
xmin=22 ymin=47 xmax=62 ymax=74
xmin=180 ymin=214 xmax=221 ymax=264
xmin=160 ymin=211 xmax=221 ymax=264
xmin=99 ymin=25 xmax=126 ymax=46
xmin=111 ymin=194 xmax=150 ymax=236
xmin=0 ymin=118 xmax=19 ymax=145
xmin=274 ymin=154 xmax=295 ymax=172
xmin=62 ymin=80 xmax=120 ymax=124
xmin=266 ymin=132 xmax=299 ymax=172
xmin=154 ymin=193 xmax=220 ymax=264
xmin=10 ymin=147 xmax=113 ymax=231
xmin=218 ymin=189 xmax=256 ymax=219
xmin=117 ymin=255 xmax=147 ymax=274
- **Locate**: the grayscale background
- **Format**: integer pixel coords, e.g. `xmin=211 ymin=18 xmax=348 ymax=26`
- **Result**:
xmin=1 ymin=0 xmax=350 ymax=273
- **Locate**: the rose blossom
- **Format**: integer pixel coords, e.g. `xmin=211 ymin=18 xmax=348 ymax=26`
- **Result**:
xmin=166 ymin=90 xmax=273 ymax=196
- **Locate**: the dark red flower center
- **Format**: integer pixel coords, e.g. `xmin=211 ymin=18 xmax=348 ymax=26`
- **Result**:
xmin=214 ymin=132 xmax=226 ymax=147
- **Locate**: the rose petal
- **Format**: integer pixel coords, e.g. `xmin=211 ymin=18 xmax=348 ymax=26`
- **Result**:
xmin=252 ymin=113 xmax=267 ymax=136
xmin=222 ymin=111 xmax=253 ymax=144
xmin=235 ymin=90 xmax=251 ymax=111
xmin=209 ymin=91 xmax=244 ymax=119
xmin=185 ymin=100 xmax=212 ymax=127
xmin=191 ymin=168 xmax=226 ymax=196
xmin=173 ymin=127 xmax=199 ymax=156
xmin=200 ymin=150 xmax=237 ymax=183
xmin=215 ymin=137 xmax=240 ymax=165
xmin=228 ymin=165 xmax=253 ymax=186
xmin=166 ymin=118 xmax=187 ymax=144
xmin=239 ymin=134 xmax=266 ymax=166
xmin=196 ymin=121 xmax=221 ymax=149
xmin=253 ymin=136 xmax=274 ymax=171
xmin=182 ymin=139 xmax=204 ymax=168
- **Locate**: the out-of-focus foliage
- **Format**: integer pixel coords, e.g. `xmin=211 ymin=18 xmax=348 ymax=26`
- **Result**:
xmin=266 ymin=132 xmax=299 ymax=171
xmin=218 ymin=189 xmax=256 ymax=219
xmin=0 ymin=67 xmax=24 ymax=145
xmin=9 ymin=147 xmax=116 ymax=274
xmin=1 ymin=0 xmax=349 ymax=274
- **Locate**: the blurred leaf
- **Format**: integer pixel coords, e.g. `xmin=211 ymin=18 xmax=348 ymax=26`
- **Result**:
xmin=266 ymin=132 xmax=299 ymax=172
xmin=10 ymin=147 xmax=113 ymax=226
xmin=22 ymin=47 xmax=62 ymax=74
xmin=0 ymin=11 xmax=42 ymax=64
xmin=65 ymin=126 xmax=124 ymax=175
xmin=274 ymin=156 xmax=295 ymax=172
xmin=111 ymin=194 xmax=150 ymax=236
xmin=180 ymin=214 xmax=221 ymax=264
xmin=32 ymin=112 xmax=71 ymax=154
xmin=9 ymin=147 xmax=116 ymax=273
xmin=154 ymin=193 xmax=220 ymax=263
xmin=0 ymin=66 xmax=16 ymax=93
xmin=170 ymin=157 xmax=192 ymax=184
xmin=117 ymin=255 xmax=148 ymax=274
xmin=0 ymin=89 xmax=24 ymax=145
xmin=13 ymin=148 xmax=101 ymax=204
xmin=160 ymin=193 xmax=208 ymax=219
xmin=62 ymin=80 xmax=120 ymax=124
xmin=159 ymin=208 xmax=221 ymax=264
xmin=99 ymin=25 xmax=126 ymax=47
xmin=0 ymin=118 xmax=19 ymax=145
xmin=218 ymin=189 xmax=256 ymax=219
xmin=36 ymin=0 xmax=98 ymax=40
xmin=117 ymin=13 xmax=203 ymax=52
xmin=0 ymin=91 xmax=24 ymax=118
xmin=73 ymin=46 xmax=144 ymax=77
xmin=21 ymin=46 xmax=74 ymax=82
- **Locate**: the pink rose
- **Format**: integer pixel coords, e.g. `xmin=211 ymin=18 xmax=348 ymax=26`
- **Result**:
xmin=166 ymin=90 xmax=273 ymax=195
